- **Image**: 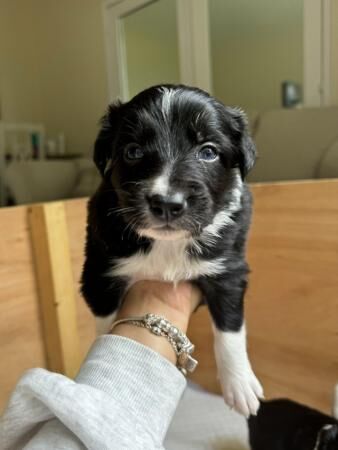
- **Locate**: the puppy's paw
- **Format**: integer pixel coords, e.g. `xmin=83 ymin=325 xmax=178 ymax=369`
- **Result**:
xmin=220 ymin=369 xmax=264 ymax=417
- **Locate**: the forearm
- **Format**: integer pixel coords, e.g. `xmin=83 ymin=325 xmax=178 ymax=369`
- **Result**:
xmin=0 ymin=281 xmax=198 ymax=449
xmin=1 ymin=336 xmax=186 ymax=450
xmin=76 ymin=335 xmax=186 ymax=444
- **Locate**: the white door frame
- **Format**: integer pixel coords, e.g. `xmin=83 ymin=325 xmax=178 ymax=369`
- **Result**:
xmin=102 ymin=0 xmax=155 ymax=102
xmin=176 ymin=0 xmax=211 ymax=93
xmin=103 ymin=0 xmax=332 ymax=106
xmin=303 ymin=0 xmax=332 ymax=106
xmin=102 ymin=0 xmax=210 ymax=102
xmin=321 ymin=0 xmax=332 ymax=106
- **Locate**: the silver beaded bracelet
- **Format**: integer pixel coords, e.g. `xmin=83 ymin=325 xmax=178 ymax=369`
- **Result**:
xmin=110 ymin=313 xmax=198 ymax=376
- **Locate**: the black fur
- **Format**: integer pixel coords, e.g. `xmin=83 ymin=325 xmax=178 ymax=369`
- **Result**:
xmin=249 ymin=399 xmax=338 ymax=450
xmin=81 ymin=84 xmax=256 ymax=333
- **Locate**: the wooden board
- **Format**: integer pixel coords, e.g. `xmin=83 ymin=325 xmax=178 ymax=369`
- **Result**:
xmin=248 ymin=180 xmax=338 ymax=413
xmin=189 ymin=180 xmax=338 ymax=414
xmin=29 ymin=203 xmax=82 ymax=378
xmin=0 ymin=199 xmax=96 ymax=413
xmin=64 ymin=199 xmax=96 ymax=358
xmin=0 ymin=206 xmax=46 ymax=413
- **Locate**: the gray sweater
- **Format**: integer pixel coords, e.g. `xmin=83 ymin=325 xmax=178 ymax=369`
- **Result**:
xmin=0 ymin=335 xmax=186 ymax=449
xmin=0 ymin=335 xmax=250 ymax=449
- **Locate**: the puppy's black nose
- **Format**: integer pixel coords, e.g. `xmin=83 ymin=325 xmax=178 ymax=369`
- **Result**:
xmin=148 ymin=194 xmax=187 ymax=221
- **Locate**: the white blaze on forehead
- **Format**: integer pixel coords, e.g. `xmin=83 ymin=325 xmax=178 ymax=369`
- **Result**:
xmin=160 ymin=87 xmax=177 ymax=119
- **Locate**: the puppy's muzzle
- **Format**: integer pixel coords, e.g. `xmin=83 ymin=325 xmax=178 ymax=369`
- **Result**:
xmin=147 ymin=193 xmax=187 ymax=222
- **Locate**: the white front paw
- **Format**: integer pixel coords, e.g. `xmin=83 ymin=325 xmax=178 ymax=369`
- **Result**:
xmin=220 ymin=369 xmax=264 ymax=417
xmin=213 ymin=325 xmax=264 ymax=417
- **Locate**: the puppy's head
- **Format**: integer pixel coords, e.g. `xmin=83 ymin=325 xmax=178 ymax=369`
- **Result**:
xmin=94 ymin=85 xmax=256 ymax=240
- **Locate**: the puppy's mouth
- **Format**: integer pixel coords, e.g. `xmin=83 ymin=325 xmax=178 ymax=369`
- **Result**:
xmin=138 ymin=225 xmax=190 ymax=241
xmin=154 ymin=225 xmax=175 ymax=231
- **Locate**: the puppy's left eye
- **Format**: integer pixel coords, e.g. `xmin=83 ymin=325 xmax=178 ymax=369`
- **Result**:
xmin=198 ymin=146 xmax=218 ymax=161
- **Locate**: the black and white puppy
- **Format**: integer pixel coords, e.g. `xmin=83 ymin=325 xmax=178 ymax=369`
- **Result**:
xmin=81 ymin=84 xmax=263 ymax=416
xmin=249 ymin=399 xmax=338 ymax=450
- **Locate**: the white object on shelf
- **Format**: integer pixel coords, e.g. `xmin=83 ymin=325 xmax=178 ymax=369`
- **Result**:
xmin=0 ymin=122 xmax=45 ymax=205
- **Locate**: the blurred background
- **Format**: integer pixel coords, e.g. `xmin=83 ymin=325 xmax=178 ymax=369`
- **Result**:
xmin=1 ymin=0 xmax=338 ymax=207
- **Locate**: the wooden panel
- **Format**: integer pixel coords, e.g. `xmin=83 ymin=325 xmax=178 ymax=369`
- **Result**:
xmin=248 ymin=180 xmax=338 ymax=413
xmin=189 ymin=180 xmax=338 ymax=414
xmin=0 ymin=205 xmax=46 ymax=413
xmin=64 ymin=199 xmax=96 ymax=358
xmin=29 ymin=203 xmax=82 ymax=378
xmin=0 ymin=200 xmax=95 ymax=413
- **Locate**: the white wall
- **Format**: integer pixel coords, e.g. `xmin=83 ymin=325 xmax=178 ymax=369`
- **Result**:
xmin=124 ymin=0 xmax=179 ymax=98
xmin=209 ymin=0 xmax=303 ymax=111
xmin=0 ymin=0 xmax=108 ymax=155
xmin=0 ymin=1 xmax=46 ymax=123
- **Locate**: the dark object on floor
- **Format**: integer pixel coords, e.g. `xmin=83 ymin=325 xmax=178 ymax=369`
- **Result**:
xmin=249 ymin=399 xmax=338 ymax=450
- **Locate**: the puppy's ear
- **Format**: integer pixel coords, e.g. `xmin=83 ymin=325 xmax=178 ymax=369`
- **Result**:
xmin=225 ymin=107 xmax=256 ymax=179
xmin=94 ymin=101 xmax=123 ymax=177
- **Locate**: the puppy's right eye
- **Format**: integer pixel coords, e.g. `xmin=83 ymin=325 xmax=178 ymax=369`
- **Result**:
xmin=124 ymin=145 xmax=144 ymax=162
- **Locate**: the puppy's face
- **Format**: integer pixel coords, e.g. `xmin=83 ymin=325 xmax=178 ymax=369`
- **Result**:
xmin=94 ymin=85 xmax=256 ymax=240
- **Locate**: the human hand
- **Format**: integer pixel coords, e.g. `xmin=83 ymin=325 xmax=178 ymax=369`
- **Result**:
xmin=111 ymin=280 xmax=202 ymax=365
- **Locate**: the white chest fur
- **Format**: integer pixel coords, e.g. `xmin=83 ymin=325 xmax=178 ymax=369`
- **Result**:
xmin=110 ymin=239 xmax=226 ymax=283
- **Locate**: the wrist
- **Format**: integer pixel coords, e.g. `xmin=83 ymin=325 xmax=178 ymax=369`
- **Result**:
xmin=110 ymin=281 xmax=200 ymax=365
xmin=112 ymin=297 xmax=188 ymax=364
xmin=111 ymin=313 xmax=198 ymax=374
xmin=112 ymin=322 xmax=177 ymax=364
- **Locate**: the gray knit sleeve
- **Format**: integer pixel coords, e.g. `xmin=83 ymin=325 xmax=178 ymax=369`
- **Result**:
xmin=0 ymin=335 xmax=187 ymax=450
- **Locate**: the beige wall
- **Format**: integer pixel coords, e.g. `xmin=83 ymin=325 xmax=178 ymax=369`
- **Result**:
xmin=211 ymin=31 xmax=303 ymax=111
xmin=124 ymin=0 xmax=179 ymax=99
xmin=0 ymin=1 xmax=46 ymax=123
xmin=0 ymin=0 xmax=108 ymax=155
xmin=209 ymin=0 xmax=303 ymax=111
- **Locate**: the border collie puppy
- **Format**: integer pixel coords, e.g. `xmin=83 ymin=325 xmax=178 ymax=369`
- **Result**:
xmin=249 ymin=399 xmax=338 ymax=449
xmin=81 ymin=84 xmax=263 ymax=416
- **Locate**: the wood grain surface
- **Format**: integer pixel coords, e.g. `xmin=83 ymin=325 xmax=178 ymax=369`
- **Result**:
xmin=189 ymin=180 xmax=338 ymax=414
xmin=29 ymin=202 xmax=82 ymax=378
xmin=0 ymin=205 xmax=45 ymax=413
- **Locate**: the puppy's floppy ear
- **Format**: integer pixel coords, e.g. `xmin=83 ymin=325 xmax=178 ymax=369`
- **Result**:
xmin=225 ymin=107 xmax=256 ymax=179
xmin=94 ymin=101 xmax=123 ymax=177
